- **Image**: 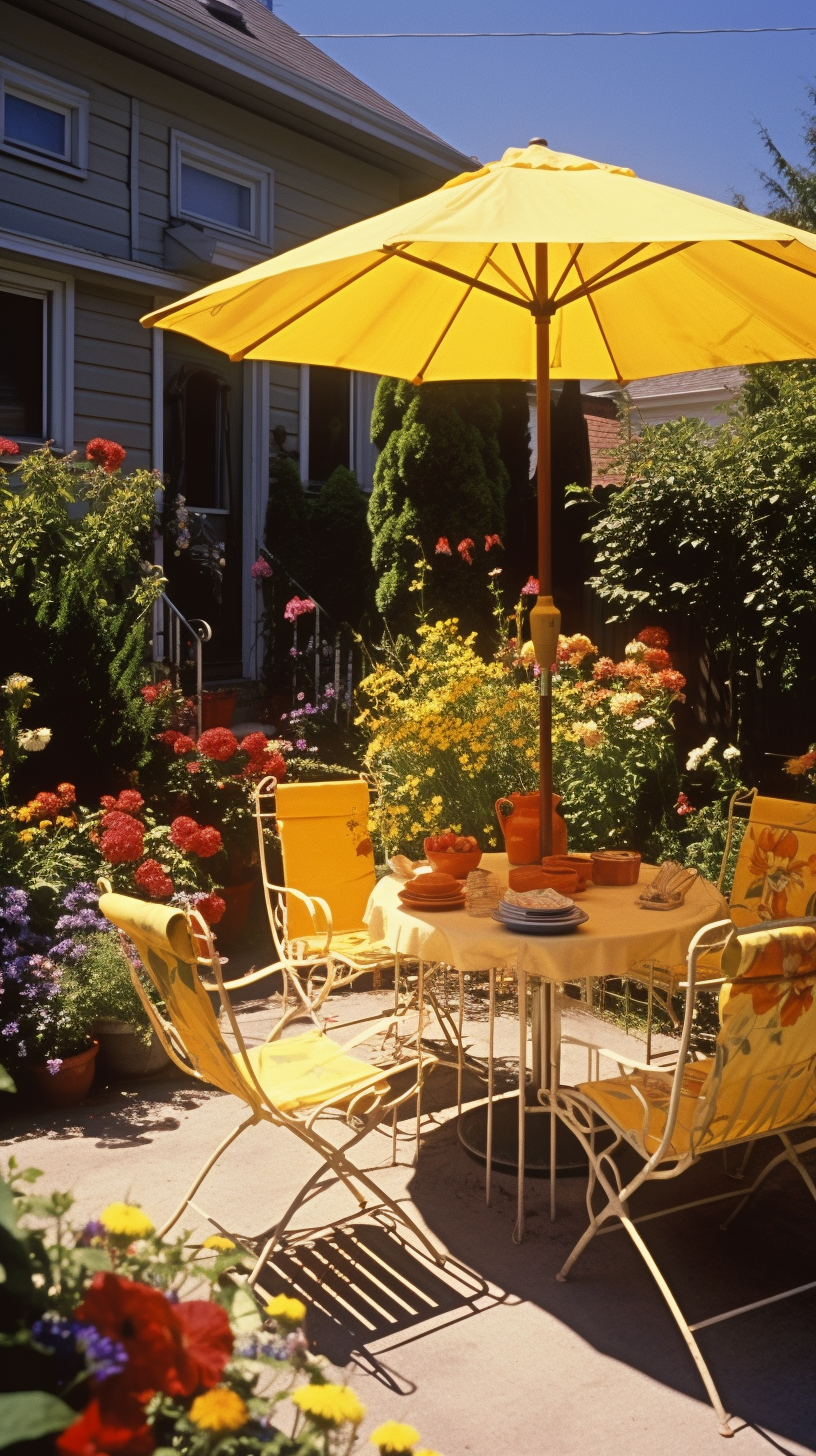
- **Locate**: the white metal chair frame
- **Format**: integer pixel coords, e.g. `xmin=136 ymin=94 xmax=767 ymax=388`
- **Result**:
xmin=110 ymin=892 xmax=445 ymax=1291
xmin=546 ymin=915 xmax=816 ymax=1437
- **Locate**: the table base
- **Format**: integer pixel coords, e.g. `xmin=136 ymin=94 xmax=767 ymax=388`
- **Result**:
xmin=457 ymin=1097 xmax=587 ymax=1176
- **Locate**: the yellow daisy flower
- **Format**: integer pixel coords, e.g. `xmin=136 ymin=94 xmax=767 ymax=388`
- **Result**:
xmin=370 ymin=1420 xmax=421 ymax=1451
xmin=201 ymin=1235 xmax=235 ymax=1251
xmin=265 ymin=1293 xmax=306 ymax=1325
xmin=190 ymin=1389 xmax=248 ymax=1431
xmin=291 ymin=1383 xmax=365 ymax=1427
xmin=99 ymin=1203 xmax=154 ymax=1240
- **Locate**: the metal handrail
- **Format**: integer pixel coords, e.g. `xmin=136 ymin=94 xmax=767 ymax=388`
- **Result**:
xmin=153 ymin=594 xmax=212 ymax=737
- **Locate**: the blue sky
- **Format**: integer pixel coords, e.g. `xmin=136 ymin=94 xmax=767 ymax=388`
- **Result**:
xmin=273 ymin=0 xmax=816 ymax=212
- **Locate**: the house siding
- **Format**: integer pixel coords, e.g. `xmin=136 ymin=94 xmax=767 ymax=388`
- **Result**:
xmin=74 ymin=285 xmax=153 ymax=468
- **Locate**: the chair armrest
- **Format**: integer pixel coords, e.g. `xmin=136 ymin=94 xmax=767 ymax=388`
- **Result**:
xmin=199 ymin=961 xmax=285 ymax=992
xmin=264 ymin=881 xmax=334 ymax=953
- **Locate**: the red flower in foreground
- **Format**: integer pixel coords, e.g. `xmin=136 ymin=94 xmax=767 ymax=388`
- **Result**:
xmin=157 ymin=729 xmax=181 ymax=746
xmin=642 ymin=647 xmax=671 ymax=671
xmin=195 ymin=893 xmax=226 ymax=926
xmin=484 ymin=534 xmax=502 ymax=551
xmin=189 ymin=825 xmax=222 ymax=858
xmin=263 ymin=750 xmax=286 ymax=781
xmin=172 ymin=735 xmax=196 ymax=755
xmin=101 ymin=791 xmax=144 ymax=816
xmin=100 ymin=816 xmax=144 ymax=865
xmin=457 ymin=537 xmax=474 ymax=564
xmin=58 ymin=1390 xmax=153 ymax=1456
xmin=638 ymin=626 xmax=670 ymax=649
xmin=76 ymin=1273 xmax=232 ymax=1400
xmin=86 ymin=438 xmax=126 ymax=473
xmin=197 ymin=728 xmax=238 ymax=762
xmin=520 ymin=576 xmax=539 ymax=596
xmin=134 ymin=859 xmax=174 ymax=899
xmin=435 ymin=537 xmax=451 ymax=556
xmin=0 ymin=437 xmax=19 ymax=456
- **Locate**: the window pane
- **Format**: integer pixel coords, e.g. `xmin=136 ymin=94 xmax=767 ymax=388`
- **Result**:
xmin=308 ymin=367 xmax=350 ymax=483
xmin=180 ymin=163 xmax=252 ymax=232
xmin=5 ymin=92 xmax=66 ymax=157
xmin=0 ymin=291 xmax=44 ymax=437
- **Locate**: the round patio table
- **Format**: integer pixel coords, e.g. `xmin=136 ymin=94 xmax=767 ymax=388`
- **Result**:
xmin=365 ymin=852 xmax=726 ymax=1239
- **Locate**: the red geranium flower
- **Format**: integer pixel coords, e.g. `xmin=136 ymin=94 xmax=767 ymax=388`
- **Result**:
xmin=30 ymin=792 xmax=62 ymax=820
xmin=134 ymin=859 xmax=174 ymax=899
xmin=76 ymin=1274 xmax=232 ymax=1400
xmin=86 ymin=438 xmax=126 ymax=473
xmin=57 ymin=782 xmax=76 ymax=805
xmin=0 ymin=437 xmax=19 ymax=457
xmin=484 ymin=534 xmax=502 ymax=551
xmin=435 ymin=537 xmax=451 ymax=556
xmin=186 ymin=762 xmax=201 ymax=774
xmin=100 ymin=816 xmax=144 ymax=865
xmin=642 ymin=647 xmax=671 ymax=671
xmin=638 ymin=626 xmax=670 ymax=649
xmin=197 ymin=728 xmax=238 ymax=762
xmin=195 ymin=893 xmax=226 ymax=925
xmin=157 ymin=730 xmax=181 ymax=747
xmin=263 ymin=750 xmax=286 ymax=780
xmin=189 ymin=825 xmax=222 ymax=858
xmin=173 ymin=735 xmax=196 ymax=755
xmin=170 ymin=816 xmax=199 ymax=851
xmin=240 ymin=732 xmax=269 ymax=761
xmin=57 ymin=1390 xmax=153 ymax=1456
xmin=520 ymin=576 xmax=539 ymax=596
xmin=457 ymin=537 xmax=474 ymax=564
xmin=655 ymin=668 xmax=687 ymax=694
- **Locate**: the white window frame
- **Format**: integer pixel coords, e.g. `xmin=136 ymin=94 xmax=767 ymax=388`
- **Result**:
xmin=170 ymin=131 xmax=273 ymax=245
xmin=0 ymin=263 xmax=73 ymax=454
xmin=0 ymin=58 xmax=88 ymax=177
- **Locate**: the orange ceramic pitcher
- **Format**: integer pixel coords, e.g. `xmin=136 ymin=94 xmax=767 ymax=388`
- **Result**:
xmin=495 ymin=792 xmax=568 ymax=865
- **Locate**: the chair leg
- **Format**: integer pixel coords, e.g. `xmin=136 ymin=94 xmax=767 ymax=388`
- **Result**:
xmin=156 ymin=1112 xmax=259 ymax=1239
xmin=621 ymin=1215 xmax=734 ymax=1436
xmin=721 ymin=1132 xmax=816 ymax=1229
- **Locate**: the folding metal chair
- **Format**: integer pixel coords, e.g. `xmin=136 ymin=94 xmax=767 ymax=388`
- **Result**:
xmin=97 ymin=885 xmax=445 ymax=1290
xmin=549 ymin=915 xmax=816 ymax=1436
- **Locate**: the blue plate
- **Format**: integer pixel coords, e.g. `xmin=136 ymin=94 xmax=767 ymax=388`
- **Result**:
xmin=492 ymin=908 xmax=588 ymax=935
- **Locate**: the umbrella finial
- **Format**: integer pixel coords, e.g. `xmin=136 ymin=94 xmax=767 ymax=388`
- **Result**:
xmin=529 ymin=137 xmax=549 ymax=147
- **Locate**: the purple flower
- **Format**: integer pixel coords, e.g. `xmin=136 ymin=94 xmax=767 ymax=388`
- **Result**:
xmin=76 ymin=1325 xmax=128 ymax=1382
xmin=295 ymin=739 xmax=307 ymax=751
xmin=78 ymin=1220 xmax=106 ymax=1246
xmin=1 ymin=1022 xmax=19 ymax=1037
xmin=46 ymin=1058 xmax=63 ymax=1075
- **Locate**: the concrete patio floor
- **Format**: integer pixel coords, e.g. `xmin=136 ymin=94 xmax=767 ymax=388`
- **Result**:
xmin=2 ymin=980 xmax=816 ymax=1456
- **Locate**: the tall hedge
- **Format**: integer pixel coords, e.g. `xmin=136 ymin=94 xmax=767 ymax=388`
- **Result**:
xmin=368 ymin=379 xmax=510 ymax=634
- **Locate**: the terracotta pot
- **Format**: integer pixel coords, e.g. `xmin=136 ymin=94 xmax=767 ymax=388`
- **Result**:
xmin=495 ymin=793 xmax=568 ymax=865
xmin=423 ymin=844 xmax=483 ymax=878
xmin=201 ymin=691 xmax=236 ymax=731
xmin=509 ymin=864 xmax=578 ymax=894
xmin=30 ymin=1042 xmax=99 ymax=1108
xmin=591 ymin=850 xmax=642 ymax=886
xmin=542 ymin=854 xmax=593 ymax=891
xmin=214 ymin=878 xmax=255 ymax=948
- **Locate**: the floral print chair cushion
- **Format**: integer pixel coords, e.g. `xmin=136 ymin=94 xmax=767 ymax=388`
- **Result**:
xmin=730 ymin=796 xmax=816 ymax=925
xmin=581 ymin=919 xmax=816 ymax=1160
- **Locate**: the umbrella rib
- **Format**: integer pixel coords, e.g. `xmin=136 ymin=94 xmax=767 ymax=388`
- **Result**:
xmin=555 ymin=241 xmax=696 ymax=309
xmin=413 ymin=246 xmax=498 ymax=382
xmin=550 ymin=243 xmax=585 ymax=301
xmin=226 ymin=252 xmax=395 ymax=360
xmin=512 ymin=243 xmax=537 ymax=301
xmin=484 ymin=253 xmax=534 ymax=301
xmin=383 ymin=246 xmax=539 ymax=311
xmin=732 ymin=239 xmax=816 ymax=280
xmin=573 ymin=256 xmax=623 ymax=383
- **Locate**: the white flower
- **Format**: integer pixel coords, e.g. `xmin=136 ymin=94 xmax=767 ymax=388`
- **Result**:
xmin=633 ymin=716 xmax=655 ymax=731
xmin=18 ymin=728 xmax=51 ymax=753
xmin=624 ymin=639 xmax=646 ymax=659
xmin=3 ymin=674 xmax=33 ymax=695
xmin=723 ymin=745 xmax=741 ymax=761
xmin=686 ymin=736 xmax=718 ymax=771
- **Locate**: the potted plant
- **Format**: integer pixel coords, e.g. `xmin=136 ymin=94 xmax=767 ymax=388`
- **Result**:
xmin=65 ymin=932 xmax=170 ymax=1079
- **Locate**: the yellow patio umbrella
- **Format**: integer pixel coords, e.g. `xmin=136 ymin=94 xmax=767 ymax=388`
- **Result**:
xmin=143 ymin=142 xmax=816 ymax=856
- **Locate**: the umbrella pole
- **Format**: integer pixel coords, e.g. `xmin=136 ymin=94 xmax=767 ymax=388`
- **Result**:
xmin=532 ymin=242 xmax=560 ymax=858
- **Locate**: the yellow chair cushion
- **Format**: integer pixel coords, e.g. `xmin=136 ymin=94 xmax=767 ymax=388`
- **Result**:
xmin=293 ymin=931 xmax=393 ymax=967
xmin=580 ymin=1059 xmax=713 ymax=1159
xmin=275 ymin=780 xmax=376 ymax=940
xmin=236 ymin=1028 xmax=388 ymax=1112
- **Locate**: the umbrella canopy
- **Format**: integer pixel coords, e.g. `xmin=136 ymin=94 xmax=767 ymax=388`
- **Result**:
xmin=143 ymin=143 xmax=816 ymax=854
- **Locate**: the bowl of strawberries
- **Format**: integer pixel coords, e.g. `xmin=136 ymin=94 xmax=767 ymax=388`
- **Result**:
xmin=423 ymin=829 xmax=483 ymax=877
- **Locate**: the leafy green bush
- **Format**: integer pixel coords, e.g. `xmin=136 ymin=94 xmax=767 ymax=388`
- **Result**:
xmin=0 ymin=446 xmax=162 ymax=792
xmin=61 ymin=932 xmax=156 ymax=1043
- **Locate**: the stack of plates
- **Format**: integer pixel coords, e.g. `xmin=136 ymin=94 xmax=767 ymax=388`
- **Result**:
xmin=493 ymin=886 xmax=588 ymax=936
xmin=398 ymin=872 xmax=465 ymax=912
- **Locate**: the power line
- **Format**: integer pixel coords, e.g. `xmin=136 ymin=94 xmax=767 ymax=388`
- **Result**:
xmin=300 ymin=26 xmax=816 ymax=40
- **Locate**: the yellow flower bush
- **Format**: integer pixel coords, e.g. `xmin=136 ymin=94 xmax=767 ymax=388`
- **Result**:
xmin=359 ymin=617 xmax=685 ymax=855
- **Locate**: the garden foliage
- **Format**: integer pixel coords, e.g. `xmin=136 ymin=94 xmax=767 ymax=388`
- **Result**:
xmin=367 ymin=378 xmax=509 ymax=632
xmin=0 ymin=445 xmax=163 ymax=790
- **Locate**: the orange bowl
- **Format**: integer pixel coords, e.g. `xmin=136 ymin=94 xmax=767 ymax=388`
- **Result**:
xmin=590 ymin=850 xmax=641 ymax=886
xmin=424 ymin=844 xmax=483 ymax=878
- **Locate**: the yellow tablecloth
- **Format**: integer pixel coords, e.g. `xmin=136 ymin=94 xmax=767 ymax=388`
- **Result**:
xmin=364 ymin=853 xmax=727 ymax=983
